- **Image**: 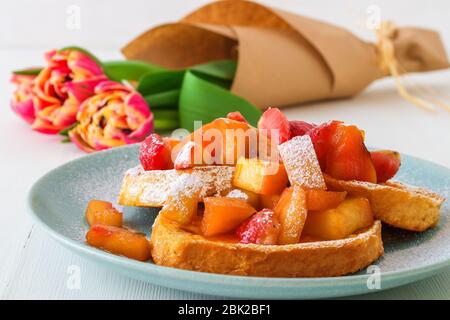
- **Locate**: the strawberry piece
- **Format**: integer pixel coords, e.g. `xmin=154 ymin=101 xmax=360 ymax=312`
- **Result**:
xmin=227 ymin=111 xmax=248 ymax=123
xmin=289 ymin=120 xmax=316 ymax=138
xmin=308 ymin=120 xmax=341 ymax=169
xmin=139 ymin=134 xmax=172 ymax=170
xmin=257 ymin=107 xmax=290 ymax=144
xmin=325 ymin=125 xmax=377 ymax=183
xmin=236 ymin=209 xmax=280 ymax=245
xmin=370 ymin=150 xmax=401 ymax=183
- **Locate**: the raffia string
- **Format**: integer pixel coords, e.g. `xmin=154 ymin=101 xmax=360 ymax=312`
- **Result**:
xmin=376 ymin=21 xmax=450 ymax=113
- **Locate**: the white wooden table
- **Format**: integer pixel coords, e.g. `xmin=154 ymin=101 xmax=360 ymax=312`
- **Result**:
xmin=1 ymin=0 xmax=450 ymax=299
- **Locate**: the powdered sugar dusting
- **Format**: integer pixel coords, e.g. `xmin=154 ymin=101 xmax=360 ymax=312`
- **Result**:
xmin=190 ymin=166 xmax=235 ymax=198
xmin=120 ymin=165 xmax=235 ymax=206
xmin=163 ymin=173 xmax=202 ymax=217
xmin=226 ymin=189 xmax=249 ymax=201
xmin=278 ymin=136 xmax=326 ymax=189
xmin=168 ymin=173 xmax=202 ymax=198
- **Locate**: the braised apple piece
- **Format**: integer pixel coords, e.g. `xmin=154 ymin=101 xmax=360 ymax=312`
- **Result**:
xmin=159 ymin=174 xmax=201 ymax=225
xmin=260 ymin=194 xmax=281 ymax=210
xmin=201 ymin=197 xmax=256 ymax=237
xmin=86 ymin=225 xmax=151 ymax=261
xmin=233 ymin=157 xmax=288 ymax=195
xmin=325 ymin=125 xmax=377 ymax=183
xmin=236 ymin=209 xmax=280 ymax=244
xmin=305 ymin=189 xmax=347 ymax=211
xmin=175 ymin=118 xmax=255 ymax=167
xmin=226 ymin=188 xmax=260 ymax=209
xmin=85 ymin=200 xmax=123 ymax=227
xmin=370 ymin=150 xmax=401 ymax=183
xmin=278 ymin=135 xmax=326 ymax=189
xmin=303 ymin=197 xmax=374 ymax=240
xmin=274 ymin=185 xmax=308 ymax=244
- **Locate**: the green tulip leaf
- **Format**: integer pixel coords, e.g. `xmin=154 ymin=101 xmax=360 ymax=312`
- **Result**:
xmin=103 ymin=60 xmax=165 ymax=82
xmin=179 ymin=71 xmax=261 ymax=131
xmin=145 ymin=89 xmax=180 ymax=109
xmin=190 ymin=60 xmax=237 ymax=81
xmin=12 ymin=68 xmax=43 ymax=76
xmin=58 ymin=122 xmax=79 ymax=137
xmin=137 ymin=70 xmax=185 ymax=96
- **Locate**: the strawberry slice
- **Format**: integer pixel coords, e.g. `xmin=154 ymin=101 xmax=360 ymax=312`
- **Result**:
xmin=236 ymin=209 xmax=280 ymax=245
xmin=308 ymin=120 xmax=341 ymax=169
xmin=257 ymin=107 xmax=290 ymax=144
xmin=139 ymin=134 xmax=172 ymax=170
xmin=370 ymin=150 xmax=401 ymax=183
xmin=227 ymin=111 xmax=248 ymax=123
xmin=289 ymin=120 xmax=316 ymax=138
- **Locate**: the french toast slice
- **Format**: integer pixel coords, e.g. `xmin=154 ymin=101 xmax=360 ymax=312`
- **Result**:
xmin=118 ymin=165 xmax=235 ymax=207
xmin=150 ymin=217 xmax=384 ymax=277
xmin=324 ymin=175 xmax=444 ymax=232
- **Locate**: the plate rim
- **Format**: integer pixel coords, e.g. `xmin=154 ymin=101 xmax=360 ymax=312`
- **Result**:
xmin=27 ymin=145 xmax=450 ymax=298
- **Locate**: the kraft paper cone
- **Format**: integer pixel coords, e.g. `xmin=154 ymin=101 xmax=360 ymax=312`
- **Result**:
xmin=122 ymin=0 xmax=449 ymax=109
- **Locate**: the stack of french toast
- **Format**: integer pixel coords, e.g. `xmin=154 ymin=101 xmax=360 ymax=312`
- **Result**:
xmin=87 ymin=108 xmax=445 ymax=277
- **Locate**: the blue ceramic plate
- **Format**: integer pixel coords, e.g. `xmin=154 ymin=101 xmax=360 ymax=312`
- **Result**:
xmin=28 ymin=145 xmax=450 ymax=299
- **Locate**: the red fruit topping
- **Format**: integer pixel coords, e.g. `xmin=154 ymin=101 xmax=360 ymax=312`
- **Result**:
xmin=257 ymin=107 xmax=290 ymax=144
xmin=236 ymin=209 xmax=280 ymax=245
xmin=370 ymin=150 xmax=401 ymax=183
xmin=289 ymin=120 xmax=316 ymax=138
xmin=227 ymin=111 xmax=248 ymax=123
xmin=308 ymin=120 xmax=341 ymax=169
xmin=325 ymin=125 xmax=377 ymax=183
xmin=139 ymin=134 xmax=172 ymax=170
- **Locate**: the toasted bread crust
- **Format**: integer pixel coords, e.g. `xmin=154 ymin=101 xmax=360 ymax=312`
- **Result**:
xmin=150 ymin=218 xmax=384 ymax=277
xmin=118 ymin=166 xmax=235 ymax=207
xmin=324 ymin=175 xmax=444 ymax=232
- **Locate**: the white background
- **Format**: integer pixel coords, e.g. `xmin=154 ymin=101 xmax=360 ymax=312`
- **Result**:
xmin=0 ymin=0 xmax=449 ymax=299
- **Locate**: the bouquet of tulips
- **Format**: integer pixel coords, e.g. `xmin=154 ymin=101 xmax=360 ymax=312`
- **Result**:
xmin=12 ymin=0 xmax=449 ymax=153
xmin=11 ymin=47 xmax=261 ymax=152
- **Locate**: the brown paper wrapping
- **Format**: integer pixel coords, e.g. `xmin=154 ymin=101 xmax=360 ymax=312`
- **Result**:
xmin=122 ymin=0 xmax=449 ymax=109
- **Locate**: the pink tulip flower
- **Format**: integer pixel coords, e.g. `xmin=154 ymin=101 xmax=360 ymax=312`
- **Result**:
xmin=69 ymin=81 xmax=154 ymax=152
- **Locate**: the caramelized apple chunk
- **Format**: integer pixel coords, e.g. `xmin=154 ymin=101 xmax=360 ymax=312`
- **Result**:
xmin=159 ymin=173 xmax=201 ymax=225
xmin=226 ymin=188 xmax=260 ymax=209
xmin=305 ymin=189 xmax=347 ymax=211
xmin=201 ymin=197 xmax=256 ymax=237
xmin=274 ymin=186 xmax=308 ymax=244
xmin=233 ymin=157 xmax=288 ymax=195
xmin=86 ymin=225 xmax=151 ymax=261
xmin=260 ymin=194 xmax=281 ymax=210
xmin=325 ymin=125 xmax=377 ymax=183
xmin=85 ymin=200 xmax=123 ymax=227
xmin=303 ymin=197 xmax=374 ymax=240
xmin=175 ymin=118 xmax=255 ymax=167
